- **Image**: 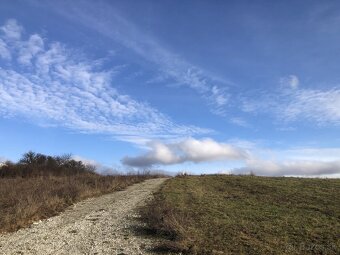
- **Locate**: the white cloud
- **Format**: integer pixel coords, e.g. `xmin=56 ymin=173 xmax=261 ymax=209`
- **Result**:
xmin=241 ymin=80 xmax=340 ymax=126
xmin=234 ymin=158 xmax=340 ymax=176
xmin=227 ymin=138 xmax=259 ymax=150
xmin=0 ymin=19 xmax=210 ymax=141
xmin=0 ymin=39 xmax=11 ymax=59
xmin=72 ymin=155 xmax=119 ymax=175
xmin=179 ymin=138 xmax=247 ymax=161
xmin=44 ymin=1 xmax=230 ymax=115
xmin=279 ymin=147 xmax=340 ymax=161
xmin=282 ymin=88 xmax=340 ymax=125
xmin=280 ymin=74 xmax=299 ymax=89
xmin=230 ymin=117 xmax=249 ymax=127
xmin=120 ymin=132 xmax=340 ymax=176
xmin=122 ymin=138 xmax=248 ymax=167
xmin=230 ymin=145 xmax=340 ymax=177
xmin=122 ymin=135 xmax=340 ymax=177
xmin=0 ymin=19 xmax=23 ymax=40
xmin=18 ymin=34 xmax=44 ymax=65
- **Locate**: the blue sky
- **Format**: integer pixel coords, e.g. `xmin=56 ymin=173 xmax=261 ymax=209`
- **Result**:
xmin=0 ymin=0 xmax=340 ymax=177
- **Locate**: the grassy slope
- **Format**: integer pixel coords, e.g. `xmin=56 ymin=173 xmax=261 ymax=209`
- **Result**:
xmin=142 ymin=175 xmax=340 ymax=255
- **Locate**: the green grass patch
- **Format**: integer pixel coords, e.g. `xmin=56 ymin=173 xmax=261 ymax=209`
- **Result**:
xmin=141 ymin=175 xmax=340 ymax=254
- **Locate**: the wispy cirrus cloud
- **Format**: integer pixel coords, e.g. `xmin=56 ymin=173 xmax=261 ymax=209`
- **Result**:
xmin=229 ymin=117 xmax=249 ymax=127
xmin=282 ymin=88 xmax=340 ymax=124
xmin=122 ymin=138 xmax=248 ymax=167
xmin=0 ymin=19 xmax=210 ymax=142
xmin=280 ymin=74 xmax=299 ymax=89
xmin=41 ymin=0 xmax=230 ymax=115
xmin=241 ymin=75 xmax=340 ymax=126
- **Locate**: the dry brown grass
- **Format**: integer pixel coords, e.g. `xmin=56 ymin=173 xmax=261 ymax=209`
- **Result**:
xmin=0 ymin=173 xmax=151 ymax=233
xmin=0 ymin=151 xmax=161 ymax=233
xmin=141 ymin=175 xmax=340 ymax=255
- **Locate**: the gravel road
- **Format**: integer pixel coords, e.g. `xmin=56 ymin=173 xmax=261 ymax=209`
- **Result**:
xmin=0 ymin=178 xmax=168 ymax=255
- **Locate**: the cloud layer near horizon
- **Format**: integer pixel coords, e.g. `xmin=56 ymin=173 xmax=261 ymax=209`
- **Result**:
xmin=234 ymin=158 xmax=340 ymax=177
xmin=122 ymin=138 xmax=247 ymax=167
xmin=122 ymin=138 xmax=340 ymax=177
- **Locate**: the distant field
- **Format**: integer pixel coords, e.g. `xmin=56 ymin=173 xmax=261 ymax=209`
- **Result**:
xmin=141 ymin=175 xmax=340 ymax=255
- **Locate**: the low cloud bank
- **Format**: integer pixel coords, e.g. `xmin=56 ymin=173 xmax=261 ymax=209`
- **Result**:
xmin=122 ymin=138 xmax=247 ymax=167
xmin=121 ymin=139 xmax=340 ymax=177
xmin=234 ymin=159 xmax=340 ymax=176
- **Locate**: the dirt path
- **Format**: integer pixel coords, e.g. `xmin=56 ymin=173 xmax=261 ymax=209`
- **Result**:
xmin=0 ymin=178 xmax=167 ymax=255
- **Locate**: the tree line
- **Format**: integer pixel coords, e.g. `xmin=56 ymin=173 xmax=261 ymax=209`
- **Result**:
xmin=0 ymin=151 xmax=95 ymax=178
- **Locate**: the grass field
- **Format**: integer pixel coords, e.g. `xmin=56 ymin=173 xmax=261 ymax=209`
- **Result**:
xmin=141 ymin=175 xmax=340 ymax=255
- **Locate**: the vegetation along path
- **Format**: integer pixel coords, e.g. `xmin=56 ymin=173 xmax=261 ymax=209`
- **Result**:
xmin=0 ymin=178 xmax=167 ymax=255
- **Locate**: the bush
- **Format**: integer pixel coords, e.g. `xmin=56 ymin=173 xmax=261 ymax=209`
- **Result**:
xmin=0 ymin=151 xmax=95 ymax=178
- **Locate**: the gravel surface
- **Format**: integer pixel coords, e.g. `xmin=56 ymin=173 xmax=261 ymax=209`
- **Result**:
xmin=0 ymin=178 xmax=168 ymax=255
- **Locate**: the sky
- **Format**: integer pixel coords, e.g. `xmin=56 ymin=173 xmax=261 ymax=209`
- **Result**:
xmin=0 ymin=0 xmax=340 ymax=177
